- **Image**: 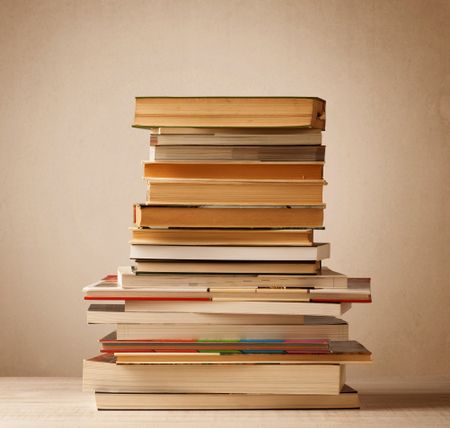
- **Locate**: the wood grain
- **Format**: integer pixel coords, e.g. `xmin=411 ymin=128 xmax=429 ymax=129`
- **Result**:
xmin=0 ymin=377 xmax=449 ymax=427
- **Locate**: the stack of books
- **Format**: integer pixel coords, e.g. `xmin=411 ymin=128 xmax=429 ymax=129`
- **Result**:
xmin=82 ymin=97 xmax=371 ymax=410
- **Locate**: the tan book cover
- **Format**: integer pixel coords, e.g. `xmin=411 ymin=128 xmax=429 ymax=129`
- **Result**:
xmin=134 ymin=204 xmax=325 ymax=228
xmin=146 ymin=179 xmax=325 ymax=205
xmin=134 ymin=97 xmax=326 ymax=129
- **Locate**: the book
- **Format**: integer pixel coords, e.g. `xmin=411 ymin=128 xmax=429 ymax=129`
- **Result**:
xmin=83 ymin=354 xmax=344 ymax=394
xmin=87 ymin=305 xmax=349 ymax=339
xmin=133 ymin=97 xmax=326 ymax=129
xmin=100 ymin=335 xmax=370 ymax=364
xmin=130 ymin=227 xmax=314 ymax=246
xmin=101 ymin=334 xmax=332 ymax=354
xmin=150 ymin=145 xmax=326 ymax=162
xmin=115 ymin=353 xmax=363 ymax=364
xmin=113 ymin=266 xmax=348 ymax=287
xmin=136 ymin=259 xmax=321 ymax=274
xmin=134 ymin=204 xmax=325 ymax=228
xmin=129 ymin=243 xmax=330 ymax=261
xmin=113 ymin=347 xmax=370 ymax=365
xmin=143 ymin=162 xmax=323 ymax=180
xmin=146 ymin=179 xmax=325 ymax=205
xmin=85 ymin=268 xmax=348 ymax=292
xmin=149 ymin=127 xmax=323 ymax=145
xmin=124 ymin=300 xmax=351 ymax=317
xmin=95 ymin=385 xmax=360 ymax=410
xmin=151 ymin=126 xmax=323 ymax=136
xmin=115 ymin=318 xmax=348 ymax=341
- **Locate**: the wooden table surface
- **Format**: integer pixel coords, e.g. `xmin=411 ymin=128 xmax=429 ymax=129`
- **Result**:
xmin=0 ymin=377 xmax=449 ymax=427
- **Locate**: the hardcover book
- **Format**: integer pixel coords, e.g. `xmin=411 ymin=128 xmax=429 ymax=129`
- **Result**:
xmin=134 ymin=97 xmax=326 ymax=129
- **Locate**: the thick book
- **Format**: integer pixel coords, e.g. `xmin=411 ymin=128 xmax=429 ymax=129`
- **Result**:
xmin=143 ymin=162 xmax=323 ymax=180
xmin=133 ymin=97 xmax=326 ymax=129
xmin=130 ymin=227 xmax=314 ymax=246
xmin=124 ymin=299 xmax=350 ymax=317
xmin=95 ymin=385 xmax=359 ymax=410
xmin=83 ymin=354 xmax=344 ymax=394
xmin=146 ymin=179 xmax=325 ymax=205
xmin=150 ymin=145 xmax=326 ymax=162
xmin=129 ymin=243 xmax=330 ymax=261
xmin=134 ymin=204 xmax=325 ymax=228
xmin=149 ymin=127 xmax=323 ymax=145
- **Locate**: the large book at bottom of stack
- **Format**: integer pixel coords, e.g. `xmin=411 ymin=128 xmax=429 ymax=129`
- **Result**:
xmin=95 ymin=385 xmax=359 ymax=410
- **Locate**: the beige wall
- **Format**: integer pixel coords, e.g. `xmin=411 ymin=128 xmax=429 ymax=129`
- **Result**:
xmin=0 ymin=0 xmax=449 ymax=379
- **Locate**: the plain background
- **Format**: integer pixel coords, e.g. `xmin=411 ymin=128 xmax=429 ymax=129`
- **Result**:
xmin=0 ymin=0 xmax=449 ymax=381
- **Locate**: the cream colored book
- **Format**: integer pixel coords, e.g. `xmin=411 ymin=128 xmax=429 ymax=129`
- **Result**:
xmin=133 ymin=97 xmax=326 ymax=129
xmin=117 ymin=275 xmax=339 ymax=289
xmin=124 ymin=300 xmax=351 ymax=317
xmin=146 ymin=179 xmax=325 ymax=205
xmin=129 ymin=243 xmax=330 ymax=261
xmin=83 ymin=354 xmax=343 ymax=394
xmin=95 ymin=385 xmax=359 ymax=410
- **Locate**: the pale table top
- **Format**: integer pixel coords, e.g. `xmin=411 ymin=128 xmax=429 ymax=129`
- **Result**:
xmin=0 ymin=377 xmax=449 ymax=427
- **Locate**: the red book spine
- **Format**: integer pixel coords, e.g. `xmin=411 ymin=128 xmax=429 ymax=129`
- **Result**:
xmin=84 ymin=296 xmax=211 ymax=301
xmin=101 ymin=349 xmax=196 ymax=353
xmin=310 ymin=298 xmax=372 ymax=303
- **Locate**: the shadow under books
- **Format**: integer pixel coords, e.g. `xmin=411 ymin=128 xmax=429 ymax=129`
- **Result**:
xmin=360 ymin=392 xmax=450 ymax=411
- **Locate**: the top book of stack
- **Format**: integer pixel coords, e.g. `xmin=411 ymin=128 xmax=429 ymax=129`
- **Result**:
xmin=133 ymin=97 xmax=326 ymax=130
